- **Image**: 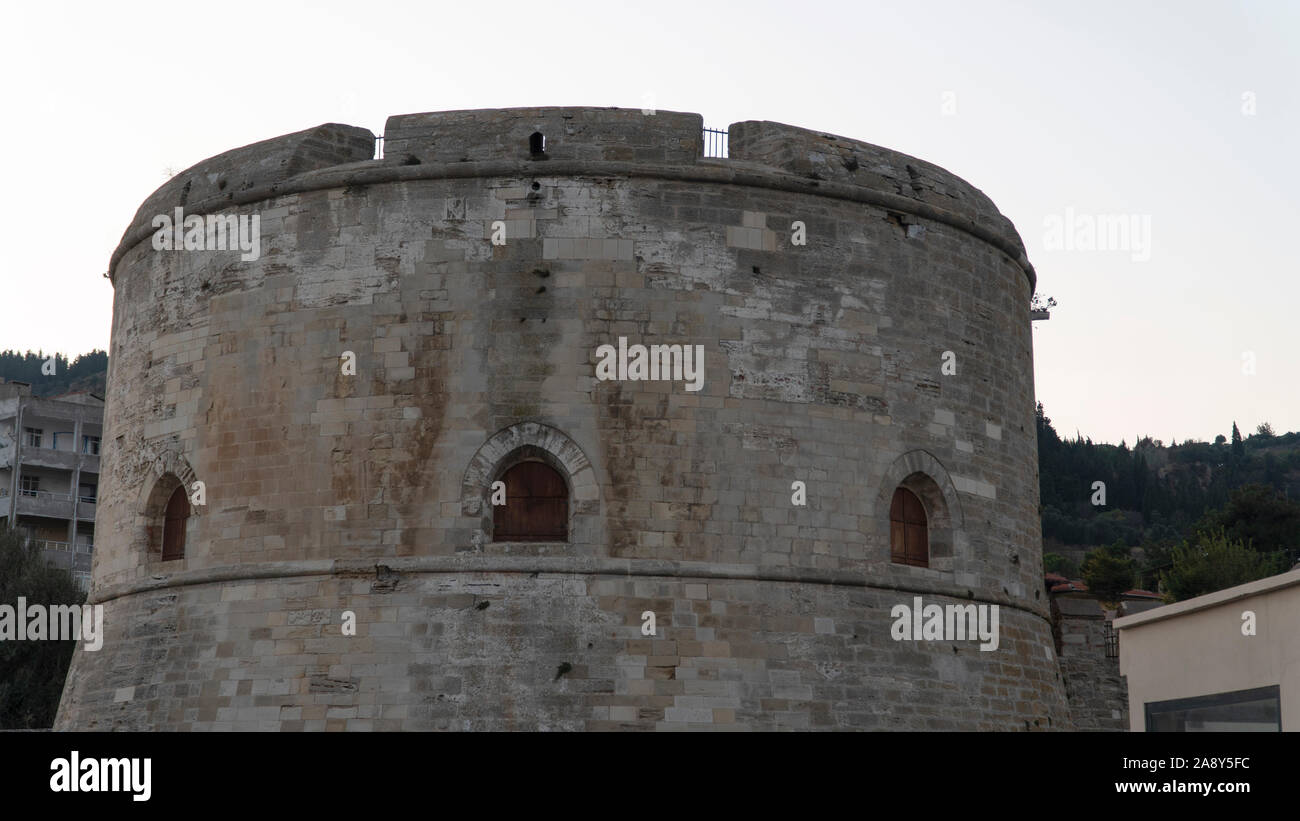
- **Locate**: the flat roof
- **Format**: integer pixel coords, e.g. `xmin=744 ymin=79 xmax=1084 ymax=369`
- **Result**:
xmin=1113 ymin=568 xmax=1300 ymax=630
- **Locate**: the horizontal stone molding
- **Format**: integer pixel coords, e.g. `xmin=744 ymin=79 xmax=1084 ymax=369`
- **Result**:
xmin=88 ymin=555 xmax=1053 ymax=622
xmin=110 ymin=157 xmax=1036 ymax=291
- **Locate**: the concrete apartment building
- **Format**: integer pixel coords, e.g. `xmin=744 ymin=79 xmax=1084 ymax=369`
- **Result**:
xmin=1116 ymin=568 xmax=1300 ymax=731
xmin=0 ymin=378 xmax=103 ymax=591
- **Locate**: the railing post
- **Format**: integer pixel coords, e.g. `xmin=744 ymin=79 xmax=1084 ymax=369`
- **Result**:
xmin=702 ymin=127 xmax=729 ymax=159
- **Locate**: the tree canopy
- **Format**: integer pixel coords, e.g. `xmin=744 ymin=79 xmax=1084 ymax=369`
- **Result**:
xmin=0 ymin=349 xmax=107 ymax=397
xmin=0 ymin=530 xmax=85 ymax=728
xmin=1160 ymin=529 xmax=1289 ymax=603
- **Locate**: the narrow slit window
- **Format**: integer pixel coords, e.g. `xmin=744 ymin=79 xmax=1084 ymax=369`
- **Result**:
xmin=162 ymin=485 xmax=189 ymax=560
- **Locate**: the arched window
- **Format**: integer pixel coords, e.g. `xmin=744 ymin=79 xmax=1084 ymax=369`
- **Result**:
xmin=890 ymin=486 xmax=928 ymax=567
xmin=529 ymin=131 xmax=546 ymax=156
xmin=162 ymin=485 xmax=189 ymax=560
xmin=494 ymin=460 xmax=568 ymax=541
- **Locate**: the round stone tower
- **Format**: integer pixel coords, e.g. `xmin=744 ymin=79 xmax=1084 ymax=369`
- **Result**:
xmin=56 ymin=107 xmax=1070 ymax=730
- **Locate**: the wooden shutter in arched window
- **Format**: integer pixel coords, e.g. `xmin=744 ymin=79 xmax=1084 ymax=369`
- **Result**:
xmin=162 ymin=485 xmax=189 ymax=560
xmin=890 ymin=487 xmax=928 ymax=567
xmin=494 ymin=461 xmax=568 ymax=541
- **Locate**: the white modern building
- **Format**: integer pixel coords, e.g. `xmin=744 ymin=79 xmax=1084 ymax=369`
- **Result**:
xmin=1115 ymin=568 xmax=1300 ymax=731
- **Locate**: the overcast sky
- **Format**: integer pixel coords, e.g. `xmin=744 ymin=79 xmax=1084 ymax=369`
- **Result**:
xmin=3 ymin=0 xmax=1295 ymax=446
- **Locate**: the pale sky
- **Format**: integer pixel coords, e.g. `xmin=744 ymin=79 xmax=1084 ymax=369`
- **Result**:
xmin=3 ymin=0 xmax=1295 ymax=446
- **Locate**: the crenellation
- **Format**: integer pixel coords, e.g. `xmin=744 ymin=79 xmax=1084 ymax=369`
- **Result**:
xmin=383 ymin=107 xmax=705 ymax=166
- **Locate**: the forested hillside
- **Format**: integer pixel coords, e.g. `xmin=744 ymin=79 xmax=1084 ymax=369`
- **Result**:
xmin=0 ymin=349 xmax=107 ymax=396
xmin=1036 ymin=402 xmax=1300 ymax=599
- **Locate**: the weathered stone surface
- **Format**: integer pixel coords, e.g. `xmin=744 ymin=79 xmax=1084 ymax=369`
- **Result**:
xmin=57 ymin=107 xmax=1069 ymax=731
xmin=384 ymin=107 xmax=703 ymax=165
xmin=112 ymin=123 xmax=376 ymax=276
xmin=1051 ymin=594 xmax=1128 ymax=731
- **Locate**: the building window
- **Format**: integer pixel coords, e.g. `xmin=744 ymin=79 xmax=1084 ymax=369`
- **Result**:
xmin=145 ymin=471 xmax=194 ymax=561
xmin=23 ymin=427 xmax=42 ymax=448
xmin=890 ymin=486 xmax=929 ymax=567
xmin=162 ymin=486 xmax=189 ymax=560
xmin=1145 ymin=685 xmax=1281 ymax=732
xmin=529 ymin=131 xmax=546 ymax=157
xmin=83 ymin=435 xmax=100 ymax=456
xmin=493 ymin=460 xmax=568 ymax=542
xmin=19 ymin=475 xmax=40 ymax=497
xmin=78 ymin=483 xmax=97 ymax=504
xmin=1103 ymin=620 xmax=1119 ymax=659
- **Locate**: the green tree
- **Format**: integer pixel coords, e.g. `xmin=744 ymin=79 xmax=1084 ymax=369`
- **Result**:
xmin=1135 ymin=535 xmax=1177 ymax=591
xmin=0 ymin=349 xmax=107 ymax=397
xmin=1043 ymin=552 xmax=1079 ymax=578
xmin=1231 ymin=422 xmax=1244 ymax=461
xmin=1161 ymin=529 xmax=1288 ymax=603
xmin=1198 ymin=483 xmax=1300 ymax=557
xmin=1080 ymin=544 xmax=1135 ymax=603
xmin=0 ymin=530 xmax=85 ymax=728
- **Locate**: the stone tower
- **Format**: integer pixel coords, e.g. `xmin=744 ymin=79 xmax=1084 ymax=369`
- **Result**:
xmin=56 ymin=107 xmax=1070 ymax=730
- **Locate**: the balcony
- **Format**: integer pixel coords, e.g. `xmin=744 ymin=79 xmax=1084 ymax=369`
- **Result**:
xmin=41 ymin=547 xmax=74 ymax=571
xmin=32 ymin=540 xmax=94 ymax=556
xmin=22 ymin=447 xmax=78 ymax=471
xmin=19 ymin=446 xmax=99 ymax=474
xmin=12 ymin=490 xmax=75 ymax=519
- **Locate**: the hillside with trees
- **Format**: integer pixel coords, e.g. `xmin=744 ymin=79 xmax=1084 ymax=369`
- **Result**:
xmin=1036 ymin=402 xmax=1300 ymax=602
xmin=0 ymin=349 xmax=108 ymax=397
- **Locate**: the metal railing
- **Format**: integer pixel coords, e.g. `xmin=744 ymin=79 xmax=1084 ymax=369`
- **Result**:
xmin=703 ymin=127 xmax=728 ymax=159
xmin=18 ymin=441 xmax=98 ymax=455
xmin=373 ymin=129 xmax=729 ymax=161
xmin=71 ymin=571 xmax=91 ymax=592
xmin=17 ymin=490 xmax=74 ymax=502
xmin=5 ymin=489 xmax=95 ymax=503
xmin=33 ymin=540 xmax=94 ymax=555
xmin=1104 ymin=621 xmax=1119 ymax=659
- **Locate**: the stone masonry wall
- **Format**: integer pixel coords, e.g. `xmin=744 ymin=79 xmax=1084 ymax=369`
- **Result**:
xmin=1053 ymin=596 xmax=1128 ymax=730
xmin=57 ymin=107 xmax=1069 ymax=730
